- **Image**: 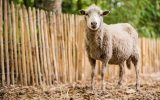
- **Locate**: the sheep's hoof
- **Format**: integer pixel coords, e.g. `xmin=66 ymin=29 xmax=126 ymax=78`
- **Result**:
xmin=136 ymin=88 xmax=140 ymax=92
xmin=101 ymin=81 xmax=106 ymax=91
xmin=101 ymin=85 xmax=105 ymax=91
xmin=116 ymin=82 xmax=122 ymax=89
xmin=91 ymin=85 xmax=94 ymax=90
xmin=135 ymin=84 xmax=140 ymax=92
xmin=116 ymin=85 xmax=121 ymax=89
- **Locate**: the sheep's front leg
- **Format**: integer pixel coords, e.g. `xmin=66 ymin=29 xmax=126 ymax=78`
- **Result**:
xmin=101 ymin=62 xmax=107 ymax=90
xmin=88 ymin=57 xmax=96 ymax=90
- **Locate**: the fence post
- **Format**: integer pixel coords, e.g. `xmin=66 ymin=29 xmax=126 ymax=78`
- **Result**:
xmin=0 ymin=0 xmax=5 ymax=86
xmin=4 ymin=0 xmax=10 ymax=85
xmin=41 ymin=10 xmax=49 ymax=85
xmin=11 ymin=2 xmax=18 ymax=85
xmin=33 ymin=8 xmax=42 ymax=85
xmin=8 ymin=2 xmax=14 ymax=85
xmin=19 ymin=8 xmax=27 ymax=85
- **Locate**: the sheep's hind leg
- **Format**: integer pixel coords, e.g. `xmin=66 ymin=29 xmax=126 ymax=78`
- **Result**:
xmin=117 ymin=62 xmax=125 ymax=88
xmin=101 ymin=62 xmax=107 ymax=91
xmin=89 ymin=57 xmax=96 ymax=90
xmin=133 ymin=61 xmax=139 ymax=91
xmin=132 ymin=56 xmax=140 ymax=91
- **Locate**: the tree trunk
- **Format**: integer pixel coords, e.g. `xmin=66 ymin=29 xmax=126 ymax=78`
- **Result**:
xmin=53 ymin=0 xmax=62 ymax=14
xmin=35 ymin=0 xmax=62 ymax=14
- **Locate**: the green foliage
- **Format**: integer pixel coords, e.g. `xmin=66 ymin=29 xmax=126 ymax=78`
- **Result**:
xmin=138 ymin=0 xmax=160 ymax=37
xmin=10 ymin=0 xmax=160 ymax=38
xmin=12 ymin=0 xmax=35 ymax=6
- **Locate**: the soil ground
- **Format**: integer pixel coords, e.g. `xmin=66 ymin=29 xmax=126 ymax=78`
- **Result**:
xmin=0 ymin=74 xmax=160 ymax=100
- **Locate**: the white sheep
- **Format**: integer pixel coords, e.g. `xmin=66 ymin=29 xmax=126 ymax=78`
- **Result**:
xmin=80 ymin=4 xmax=140 ymax=91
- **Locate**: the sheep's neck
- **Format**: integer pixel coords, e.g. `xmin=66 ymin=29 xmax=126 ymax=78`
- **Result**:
xmin=86 ymin=27 xmax=104 ymax=48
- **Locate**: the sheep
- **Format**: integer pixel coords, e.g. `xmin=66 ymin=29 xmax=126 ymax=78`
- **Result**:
xmin=79 ymin=4 xmax=140 ymax=91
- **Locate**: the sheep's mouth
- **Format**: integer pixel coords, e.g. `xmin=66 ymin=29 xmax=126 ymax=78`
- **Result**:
xmin=88 ymin=25 xmax=99 ymax=30
xmin=91 ymin=25 xmax=96 ymax=29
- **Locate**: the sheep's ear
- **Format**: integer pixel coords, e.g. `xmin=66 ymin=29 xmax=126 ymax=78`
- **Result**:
xmin=101 ymin=10 xmax=110 ymax=16
xmin=79 ymin=9 xmax=86 ymax=15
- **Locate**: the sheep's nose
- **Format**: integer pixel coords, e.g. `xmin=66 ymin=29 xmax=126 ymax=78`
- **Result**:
xmin=91 ymin=22 xmax=97 ymax=26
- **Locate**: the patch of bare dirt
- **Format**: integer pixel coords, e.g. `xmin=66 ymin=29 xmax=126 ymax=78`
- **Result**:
xmin=0 ymin=76 xmax=160 ymax=100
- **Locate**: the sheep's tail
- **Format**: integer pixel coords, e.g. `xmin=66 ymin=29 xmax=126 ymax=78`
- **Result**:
xmin=126 ymin=57 xmax=132 ymax=69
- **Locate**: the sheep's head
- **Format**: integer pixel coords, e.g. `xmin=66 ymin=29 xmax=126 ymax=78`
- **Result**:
xmin=80 ymin=4 xmax=110 ymax=31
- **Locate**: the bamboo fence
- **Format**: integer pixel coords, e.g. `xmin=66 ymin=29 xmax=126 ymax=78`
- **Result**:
xmin=0 ymin=1 xmax=160 ymax=86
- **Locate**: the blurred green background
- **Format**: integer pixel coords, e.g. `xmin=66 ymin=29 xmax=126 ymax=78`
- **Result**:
xmin=10 ymin=0 xmax=160 ymax=37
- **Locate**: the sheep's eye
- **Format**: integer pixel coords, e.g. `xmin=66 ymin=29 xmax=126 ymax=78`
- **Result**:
xmin=85 ymin=13 xmax=89 ymax=16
